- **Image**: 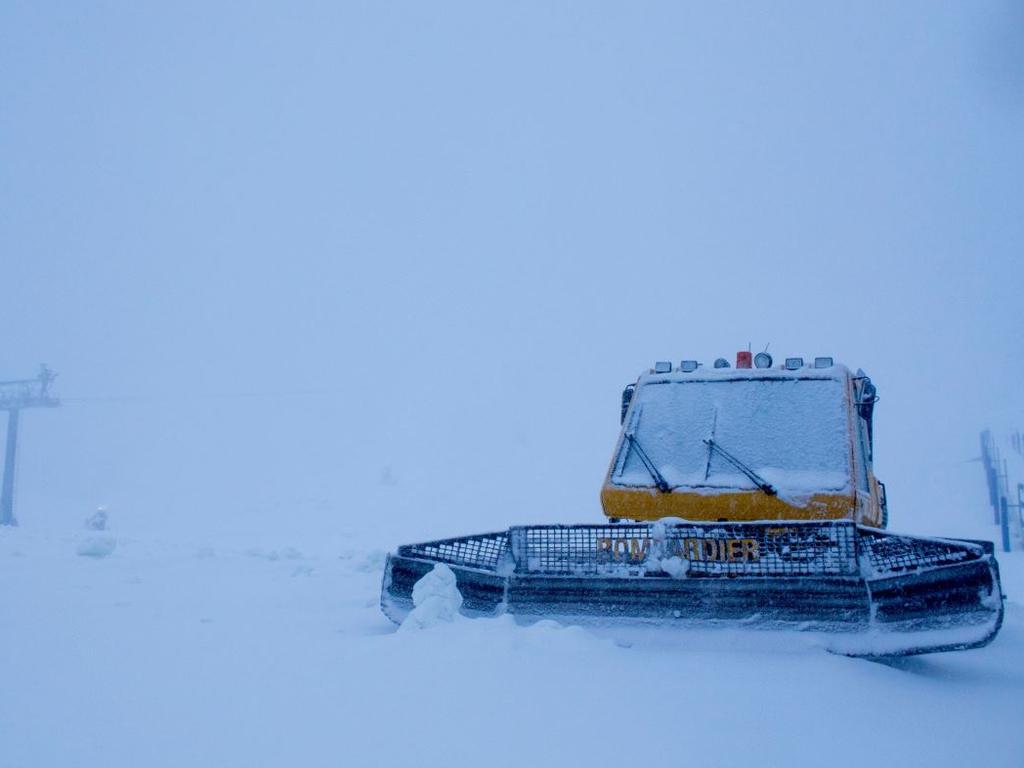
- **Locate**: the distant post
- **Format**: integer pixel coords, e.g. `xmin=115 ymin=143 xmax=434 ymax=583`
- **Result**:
xmin=0 ymin=409 xmax=20 ymax=525
xmin=0 ymin=366 xmax=59 ymax=526
xmin=1000 ymin=497 xmax=1011 ymax=553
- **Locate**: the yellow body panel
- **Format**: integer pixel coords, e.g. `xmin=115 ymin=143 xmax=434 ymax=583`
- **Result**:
xmin=600 ymin=486 xmax=855 ymax=522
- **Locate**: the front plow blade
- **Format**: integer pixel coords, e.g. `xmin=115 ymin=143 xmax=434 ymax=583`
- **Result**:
xmin=381 ymin=522 xmax=1003 ymax=657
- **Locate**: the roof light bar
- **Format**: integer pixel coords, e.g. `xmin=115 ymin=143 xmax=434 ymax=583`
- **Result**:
xmin=814 ymin=357 xmax=834 ymax=369
xmin=654 ymin=361 xmax=672 ymax=374
xmin=680 ymin=360 xmax=699 ymax=373
xmin=736 ymin=351 xmax=752 ymax=369
xmin=785 ymin=357 xmax=804 ymax=370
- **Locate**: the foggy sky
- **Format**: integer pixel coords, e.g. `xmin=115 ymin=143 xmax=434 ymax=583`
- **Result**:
xmin=2 ymin=2 xmax=1022 ymax=541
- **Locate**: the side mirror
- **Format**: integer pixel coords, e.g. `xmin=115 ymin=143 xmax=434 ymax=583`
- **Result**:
xmin=858 ymin=380 xmax=877 ymax=421
xmin=620 ymin=384 xmax=636 ymax=424
xmin=857 ymin=378 xmax=878 ymax=460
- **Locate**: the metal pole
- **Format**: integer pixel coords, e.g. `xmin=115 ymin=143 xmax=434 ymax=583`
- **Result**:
xmin=1000 ymin=496 xmax=1011 ymax=553
xmin=1 ymin=409 xmax=20 ymax=526
xmin=1019 ymin=484 xmax=1024 ymax=530
xmin=989 ymin=466 xmax=1000 ymax=524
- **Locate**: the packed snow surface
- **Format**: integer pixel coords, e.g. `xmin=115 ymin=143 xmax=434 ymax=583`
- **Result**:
xmin=2 ymin=512 xmax=1023 ymax=768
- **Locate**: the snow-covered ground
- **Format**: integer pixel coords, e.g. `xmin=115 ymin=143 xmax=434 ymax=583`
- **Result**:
xmin=3 ymin=2 xmax=1022 ymax=765
xmin=2 ymin=511 xmax=1022 ymax=768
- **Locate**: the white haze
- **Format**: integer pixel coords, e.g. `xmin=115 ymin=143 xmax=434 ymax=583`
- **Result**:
xmin=2 ymin=2 xmax=1022 ymax=541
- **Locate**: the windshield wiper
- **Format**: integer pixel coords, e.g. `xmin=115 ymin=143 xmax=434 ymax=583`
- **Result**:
xmin=702 ymin=439 xmax=777 ymax=496
xmin=625 ymin=432 xmax=671 ymax=493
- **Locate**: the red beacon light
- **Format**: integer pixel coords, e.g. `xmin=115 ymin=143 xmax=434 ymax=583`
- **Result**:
xmin=736 ymin=351 xmax=752 ymax=369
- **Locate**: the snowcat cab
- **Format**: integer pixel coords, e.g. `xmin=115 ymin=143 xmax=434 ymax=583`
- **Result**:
xmin=381 ymin=352 xmax=1003 ymax=657
xmin=603 ymin=354 xmax=886 ymax=526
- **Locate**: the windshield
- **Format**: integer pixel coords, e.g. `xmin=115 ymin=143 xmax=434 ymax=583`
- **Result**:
xmin=612 ymin=377 xmax=850 ymax=494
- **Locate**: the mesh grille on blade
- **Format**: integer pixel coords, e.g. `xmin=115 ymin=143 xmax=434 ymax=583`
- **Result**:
xmin=858 ymin=529 xmax=981 ymax=576
xmin=399 ymin=532 xmax=509 ymax=571
xmin=509 ymin=522 xmax=860 ymax=577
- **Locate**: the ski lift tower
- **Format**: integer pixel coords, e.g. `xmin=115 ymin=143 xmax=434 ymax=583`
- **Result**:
xmin=0 ymin=365 xmax=59 ymax=526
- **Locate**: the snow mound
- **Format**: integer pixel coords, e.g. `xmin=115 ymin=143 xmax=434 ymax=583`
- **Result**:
xmin=401 ymin=563 xmax=464 ymax=630
xmin=244 ymin=546 xmax=303 ymax=561
xmin=85 ymin=507 xmax=108 ymax=531
xmin=76 ymin=536 xmax=117 ymax=558
xmin=643 ymin=521 xmax=688 ymax=577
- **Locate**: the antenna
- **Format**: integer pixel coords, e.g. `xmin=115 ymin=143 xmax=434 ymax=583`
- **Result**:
xmin=0 ymin=365 xmax=59 ymax=526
